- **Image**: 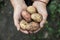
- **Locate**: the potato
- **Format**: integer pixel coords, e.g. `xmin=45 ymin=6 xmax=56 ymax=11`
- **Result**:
xmin=20 ymin=20 xmax=28 ymax=30
xmin=31 ymin=13 xmax=42 ymax=22
xmin=22 ymin=11 xmax=31 ymax=22
xmin=20 ymin=20 xmax=31 ymax=30
xmin=27 ymin=6 xmax=36 ymax=14
xmin=28 ymin=22 xmax=39 ymax=31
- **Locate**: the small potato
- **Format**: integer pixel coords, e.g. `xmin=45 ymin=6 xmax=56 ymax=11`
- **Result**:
xmin=20 ymin=20 xmax=28 ymax=30
xmin=28 ymin=22 xmax=39 ymax=31
xmin=20 ymin=20 xmax=31 ymax=30
xmin=27 ymin=6 xmax=36 ymax=14
xmin=22 ymin=11 xmax=31 ymax=22
xmin=31 ymin=13 xmax=42 ymax=22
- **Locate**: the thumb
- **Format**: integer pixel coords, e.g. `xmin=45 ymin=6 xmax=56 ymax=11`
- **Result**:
xmin=40 ymin=14 xmax=48 ymax=28
xmin=40 ymin=20 xmax=45 ymax=28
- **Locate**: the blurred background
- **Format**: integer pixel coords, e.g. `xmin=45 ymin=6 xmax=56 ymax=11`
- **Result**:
xmin=0 ymin=0 xmax=60 ymax=40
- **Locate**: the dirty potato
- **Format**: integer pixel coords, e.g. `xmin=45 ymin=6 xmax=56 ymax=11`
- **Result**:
xmin=31 ymin=13 xmax=42 ymax=22
xmin=22 ymin=11 xmax=31 ymax=22
xmin=20 ymin=20 xmax=31 ymax=30
xmin=28 ymin=22 xmax=39 ymax=31
xmin=27 ymin=6 xmax=36 ymax=14
xmin=20 ymin=20 xmax=28 ymax=30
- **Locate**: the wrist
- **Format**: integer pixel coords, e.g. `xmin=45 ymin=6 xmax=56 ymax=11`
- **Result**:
xmin=33 ymin=1 xmax=46 ymax=7
xmin=14 ymin=6 xmax=27 ymax=11
xmin=33 ymin=0 xmax=49 ymax=5
xmin=14 ymin=4 xmax=27 ymax=10
xmin=39 ymin=0 xmax=49 ymax=4
xmin=11 ymin=0 xmax=27 ymax=9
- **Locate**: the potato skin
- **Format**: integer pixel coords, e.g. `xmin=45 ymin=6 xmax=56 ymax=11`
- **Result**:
xmin=31 ymin=13 xmax=42 ymax=22
xmin=28 ymin=22 xmax=39 ymax=31
xmin=20 ymin=20 xmax=28 ymax=30
xmin=22 ymin=11 xmax=31 ymax=22
xmin=20 ymin=20 xmax=31 ymax=30
xmin=27 ymin=6 xmax=36 ymax=14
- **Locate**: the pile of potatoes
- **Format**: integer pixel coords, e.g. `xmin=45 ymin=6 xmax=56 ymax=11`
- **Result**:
xmin=20 ymin=6 xmax=43 ymax=33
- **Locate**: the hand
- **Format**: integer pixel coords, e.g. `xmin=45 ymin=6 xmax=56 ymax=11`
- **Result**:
xmin=10 ymin=0 xmax=29 ymax=34
xmin=32 ymin=1 xmax=48 ymax=33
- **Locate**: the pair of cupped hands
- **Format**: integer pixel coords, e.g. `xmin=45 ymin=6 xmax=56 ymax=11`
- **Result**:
xmin=10 ymin=0 xmax=49 ymax=34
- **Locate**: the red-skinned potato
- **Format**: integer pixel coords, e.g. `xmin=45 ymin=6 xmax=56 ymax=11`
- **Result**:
xmin=21 ymin=11 xmax=31 ymax=22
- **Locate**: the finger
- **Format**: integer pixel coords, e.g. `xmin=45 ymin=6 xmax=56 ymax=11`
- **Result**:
xmin=40 ymin=14 xmax=48 ymax=28
xmin=40 ymin=20 xmax=45 ymax=28
xmin=13 ymin=17 xmax=20 ymax=31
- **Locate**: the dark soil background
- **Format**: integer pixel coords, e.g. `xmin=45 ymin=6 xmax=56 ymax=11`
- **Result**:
xmin=0 ymin=0 xmax=60 ymax=40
